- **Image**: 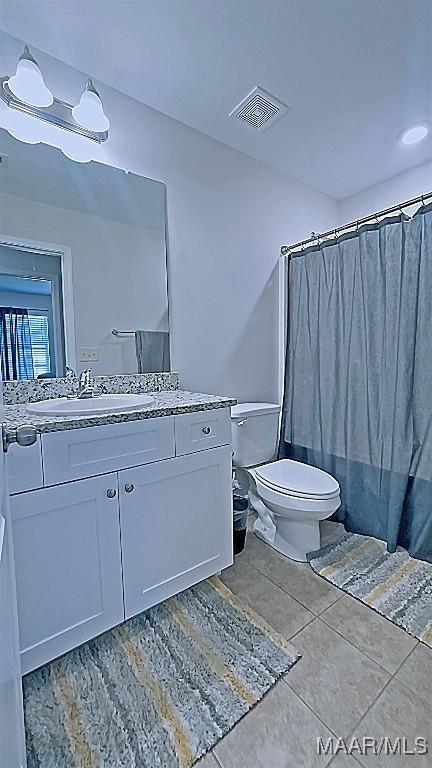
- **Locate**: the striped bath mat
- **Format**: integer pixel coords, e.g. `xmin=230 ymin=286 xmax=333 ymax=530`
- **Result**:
xmin=24 ymin=577 xmax=300 ymax=768
xmin=308 ymin=533 xmax=432 ymax=648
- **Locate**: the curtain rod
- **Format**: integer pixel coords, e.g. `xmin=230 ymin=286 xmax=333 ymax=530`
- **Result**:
xmin=280 ymin=190 xmax=432 ymax=256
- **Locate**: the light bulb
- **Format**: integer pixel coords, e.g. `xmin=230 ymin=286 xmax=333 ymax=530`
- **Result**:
xmin=7 ymin=46 xmax=53 ymax=108
xmin=72 ymin=79 xmax=109 ymax=132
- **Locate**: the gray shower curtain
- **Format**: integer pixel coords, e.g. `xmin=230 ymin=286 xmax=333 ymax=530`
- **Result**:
xmin=280 ymin=203 xmax=432 ymax=563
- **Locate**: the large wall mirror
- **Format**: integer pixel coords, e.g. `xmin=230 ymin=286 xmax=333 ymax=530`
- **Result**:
xmin=0 ymin=129 xmax=169 ymax=380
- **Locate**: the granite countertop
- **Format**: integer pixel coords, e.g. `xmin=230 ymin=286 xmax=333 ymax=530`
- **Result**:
xmin=3 ymin=390 xmax=237 ymax=434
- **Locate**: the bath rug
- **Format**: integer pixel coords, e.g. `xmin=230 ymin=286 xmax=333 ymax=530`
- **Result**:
xmin=23 ymin=576 xmax=300 ymax=768
xmin=308 ymin=533 xmax=432 ymax=648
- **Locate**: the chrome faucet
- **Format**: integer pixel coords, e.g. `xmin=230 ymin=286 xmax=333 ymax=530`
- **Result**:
xmin=65 ymin=366 xmax=77 ymax=380
xmin=76 ymin=368 xmax=95 ymax=399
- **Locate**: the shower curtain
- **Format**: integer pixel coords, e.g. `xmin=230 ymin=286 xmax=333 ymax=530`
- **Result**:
xmin=279 ymin=203 xmax=432 ymax=563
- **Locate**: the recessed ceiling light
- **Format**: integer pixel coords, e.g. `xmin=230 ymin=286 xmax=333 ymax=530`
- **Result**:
xmin=400 ymin=125 xmax=429 ymax=145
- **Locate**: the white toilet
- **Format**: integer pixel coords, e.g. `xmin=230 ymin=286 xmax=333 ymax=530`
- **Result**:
xmin=231 ymin=403 xmax=341 ymax=561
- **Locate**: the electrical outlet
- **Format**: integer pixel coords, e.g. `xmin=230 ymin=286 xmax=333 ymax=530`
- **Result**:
xmin=79 ymin=347 xmax=99 ymax=362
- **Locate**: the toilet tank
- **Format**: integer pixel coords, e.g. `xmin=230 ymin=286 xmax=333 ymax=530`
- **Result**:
xmin=231 ymin=403 xmax=280 ymax=467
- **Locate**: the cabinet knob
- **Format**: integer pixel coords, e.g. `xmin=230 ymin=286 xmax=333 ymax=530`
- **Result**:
xmin=106 ymin=488 xmax=117 ymax=499
xmin=202 ymin=425 xmax=211 ymax=435
xmin=3 ymin=424 xmax=37 ymax=452
xmin=124 ymin=483 xmax=135 ymax=493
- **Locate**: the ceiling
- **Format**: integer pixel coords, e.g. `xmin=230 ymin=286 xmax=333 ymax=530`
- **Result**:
xmin=0 ymin=0 xmax=431 ymax=199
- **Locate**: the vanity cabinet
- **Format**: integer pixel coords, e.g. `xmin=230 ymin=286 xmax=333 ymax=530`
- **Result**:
xmin=11 ymin=474 xmax=124 ymax=674
xmin=8 ymin=408 xmax=233 ymax=673
xmin=120 ymin=445 xmax=232 ymax=618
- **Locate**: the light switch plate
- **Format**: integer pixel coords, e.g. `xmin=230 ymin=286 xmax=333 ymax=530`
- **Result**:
xmin=79 ymin=347 xmax=99 ymax=362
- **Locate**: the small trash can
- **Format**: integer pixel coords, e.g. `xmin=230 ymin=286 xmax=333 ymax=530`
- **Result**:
xmin=233 ymin=495 xmax=249 ymax=555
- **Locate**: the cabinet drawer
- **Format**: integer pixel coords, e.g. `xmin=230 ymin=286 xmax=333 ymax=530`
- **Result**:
xmin=175 ymin=407 xmax=231 ymax=456
xmin=42 ymin=417 xmax=175 ymax=485
xmin=7 ymin=438 xmax=43 ymax=494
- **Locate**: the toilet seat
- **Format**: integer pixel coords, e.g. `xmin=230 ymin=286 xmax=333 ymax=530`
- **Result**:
xmin=254 ymin=459 xmax=340 ymax=500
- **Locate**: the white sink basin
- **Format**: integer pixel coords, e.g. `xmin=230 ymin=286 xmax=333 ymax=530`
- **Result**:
xmin=26 ymin=394 xmax=155 ymax=417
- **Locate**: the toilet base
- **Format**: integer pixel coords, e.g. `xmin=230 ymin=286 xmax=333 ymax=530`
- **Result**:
xmin=253 ymin=515 xmax=321 ymax=562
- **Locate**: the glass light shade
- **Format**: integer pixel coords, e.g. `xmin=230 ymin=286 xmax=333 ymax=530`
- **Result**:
xmin=7 ymin=50 xmax=53 ymax=108
xmin=72 ymin=81 xmax=109 ymax=132
xmin=0 ymin=106 xmax=41 ymax=144
xmin=0 ymin=103 xmax=96 ymax=163
xmin=59 ymin=132 xmax=96 ymax=163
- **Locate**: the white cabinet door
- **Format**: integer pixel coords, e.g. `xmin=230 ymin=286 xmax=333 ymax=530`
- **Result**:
xmin=120 ymin=445 xmax=233 ymax=619
xmin=0 ymin=447 xmax=26 ymax=768
xmin=11 ymin=474 xmax=124 ymax=674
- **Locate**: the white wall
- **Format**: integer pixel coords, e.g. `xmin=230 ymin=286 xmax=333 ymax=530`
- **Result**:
xmin=0 ymin=193 xmax=168 ymax=375
xmin=339 ymin=161 xmax=432 ymax=223
xmin=0 ymin=32 xmax=338 ymax=401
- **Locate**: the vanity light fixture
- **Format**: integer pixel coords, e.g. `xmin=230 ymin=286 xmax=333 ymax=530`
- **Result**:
xmin=0 ymin=46 xmax=109 ymax=162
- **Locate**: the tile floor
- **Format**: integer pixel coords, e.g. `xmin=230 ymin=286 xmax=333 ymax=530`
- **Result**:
xmin=198 ymin=528 xmax=432 ymax=768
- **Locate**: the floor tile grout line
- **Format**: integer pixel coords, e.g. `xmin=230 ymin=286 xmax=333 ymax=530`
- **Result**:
xmin=284 ymin=666 xmax=390 ymax=760
xmin=218 ymin=546 xmax=429 ymax=768
xmin=280 ymin=673 xmax=341 ymax=739
xmin=340 ymin=639 xmax=427 ymax=764
xmin=285 ymin=615 xmax=397 ymax=739
xmin=287 ymin=614 xmax=427 ymax=762
xmin=218 ymin=544 xmax=430 ymax=768
xmin=287 ymin=612 xmax=318 ymax=642
xmin=211 ymin=749 xmax=224 ymax=768
xmin=242 ymin=547 xmax=418 ymax=664
xmin=287 ymin=613 xmax=389 ymax=673
xmin=394 ymin=643 xmax=432 ymax=711
xmin=341 ymin=675 xmax=400 ymax=768
xmin=318 ymin=610 xmax=418 ymax=676
xmin=230 ymin=556 xmax=397 ymax=676
xmin=240 ymin=552 xmax=344 ymax=617
xmin=316 ymin=593 xmax=345 ymax=615
xmin=224 ymin=562 xmax=318 ymax=642
xmin=319 ymin=583 xmax=427 ymax=642
xmin=230 ymin=556 xmax=321 ymax=618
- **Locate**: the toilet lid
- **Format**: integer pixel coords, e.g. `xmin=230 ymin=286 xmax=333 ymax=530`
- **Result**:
xmin=255 ymin=459 xmax=340 ymax=500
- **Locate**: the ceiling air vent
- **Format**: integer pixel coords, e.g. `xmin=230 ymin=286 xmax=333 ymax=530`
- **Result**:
xmin=229 ymin=86 xmax=289 ymax=132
